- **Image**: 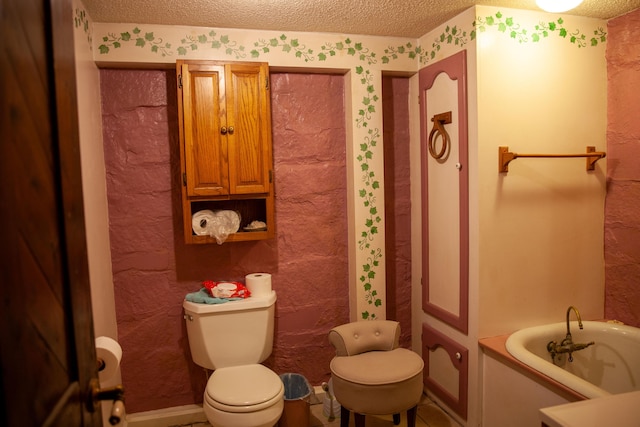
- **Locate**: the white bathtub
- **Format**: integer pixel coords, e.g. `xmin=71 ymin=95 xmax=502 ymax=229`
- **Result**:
xmin=505 ymin=321 xmax=640 ymax=398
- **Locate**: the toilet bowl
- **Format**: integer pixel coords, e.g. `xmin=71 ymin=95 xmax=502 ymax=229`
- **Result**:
xmin=183 ymin=292 xmax=283 ymax=426
xmin=203 ymin=364 xmax=284 ymax=427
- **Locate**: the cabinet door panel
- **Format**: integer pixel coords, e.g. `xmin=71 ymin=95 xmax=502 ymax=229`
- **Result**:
xmin=182 ymin=63 xmax=229 ymax=196
xmin=226 ymin=63 xmax=272 ymax=194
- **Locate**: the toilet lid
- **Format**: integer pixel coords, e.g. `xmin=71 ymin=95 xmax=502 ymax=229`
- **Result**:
xmin=206 ymin=365 xmax=283 ymax=411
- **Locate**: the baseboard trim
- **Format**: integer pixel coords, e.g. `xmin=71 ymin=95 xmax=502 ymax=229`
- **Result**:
xmin=126 ymin=404 xmax=208 ymax=427
xmin=126 ymin=386 xmax=326 ymax=427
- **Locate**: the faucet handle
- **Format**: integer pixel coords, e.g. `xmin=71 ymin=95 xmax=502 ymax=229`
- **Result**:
xmin=547 ymin=340 xmax=559 ymax=360
xmin=573 ymin=341 xmax=595 ymax=351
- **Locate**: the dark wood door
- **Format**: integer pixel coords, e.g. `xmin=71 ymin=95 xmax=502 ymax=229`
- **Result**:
xmin=0 ymin=0 xmax=101 ymax=426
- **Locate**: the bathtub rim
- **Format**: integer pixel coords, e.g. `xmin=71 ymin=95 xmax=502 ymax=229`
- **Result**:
xmin=505 ymin=320 xmax=638 ymax=399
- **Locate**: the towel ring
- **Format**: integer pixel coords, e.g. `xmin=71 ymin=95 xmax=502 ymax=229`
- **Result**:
xmin=428 ymin=111 xmax=452 ymax=160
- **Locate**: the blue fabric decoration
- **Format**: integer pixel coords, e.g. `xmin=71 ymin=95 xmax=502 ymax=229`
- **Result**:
xmin=185 ymin=288 xmax=242 ymax=304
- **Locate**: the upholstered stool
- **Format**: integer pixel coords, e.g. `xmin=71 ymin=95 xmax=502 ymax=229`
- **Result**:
xmin=328 ymin=320 xmax=424 ymax=427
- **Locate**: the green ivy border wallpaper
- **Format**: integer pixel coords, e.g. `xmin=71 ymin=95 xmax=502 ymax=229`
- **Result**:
xmin=91 ymin=12 xmax=606 ymax=61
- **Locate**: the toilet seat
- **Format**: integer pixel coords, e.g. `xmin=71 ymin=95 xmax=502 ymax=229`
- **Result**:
xmin=205 ymin=364 xmax=284 ymax=413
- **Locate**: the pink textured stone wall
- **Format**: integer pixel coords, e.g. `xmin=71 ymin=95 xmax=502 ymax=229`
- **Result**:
xmin=382 ymin=76 xmax=412 ymax=346
xmin=101 ymin=70 xmax=350 ymax=412
xmin=268 ymin=72 xmax=350 ymax=385
xmin=605 ymin=8 xmax=640 ymax=328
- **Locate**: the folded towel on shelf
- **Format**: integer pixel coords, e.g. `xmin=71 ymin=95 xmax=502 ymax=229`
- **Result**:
xmin=185 ymin=288 xmax=241 ymax=304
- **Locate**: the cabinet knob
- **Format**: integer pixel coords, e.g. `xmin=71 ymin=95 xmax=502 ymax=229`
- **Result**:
xmin=221 ymin=126 xmax=227 ymax=135
xmin=228 ymin=126 xmax=234 ymax=135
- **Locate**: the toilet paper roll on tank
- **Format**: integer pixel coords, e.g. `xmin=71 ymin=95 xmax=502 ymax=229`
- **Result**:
xmin=245 ymin=273 xmax=272 ymax=297
xmin=95 ymin=336 xmax=122 ymax=381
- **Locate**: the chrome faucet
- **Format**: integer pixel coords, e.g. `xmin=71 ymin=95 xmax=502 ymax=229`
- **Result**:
xmin=547 ymin=306 xmax=595 ymax=362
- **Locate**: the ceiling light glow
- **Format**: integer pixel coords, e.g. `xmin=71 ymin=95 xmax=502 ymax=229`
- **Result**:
xmin=536 ymin=0 xmax=584 ymax=13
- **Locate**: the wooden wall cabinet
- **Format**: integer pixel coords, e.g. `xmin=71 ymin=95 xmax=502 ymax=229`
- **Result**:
xmin=176 ymin=60 xmax=275 ymax=243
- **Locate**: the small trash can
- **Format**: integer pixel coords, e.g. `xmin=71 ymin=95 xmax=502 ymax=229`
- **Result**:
xmin=278 ymin=373 xmax=312 ymax=427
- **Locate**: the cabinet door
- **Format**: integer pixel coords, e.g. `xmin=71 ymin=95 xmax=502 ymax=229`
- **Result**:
xmin=225 ymin=63 xmax=272 ymax=194
xmin=180 ymin=62 xmax=229 ymax=196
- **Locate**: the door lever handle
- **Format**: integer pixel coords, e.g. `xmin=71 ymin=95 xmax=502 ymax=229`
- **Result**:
xmin=90 ymin=379 xmax=125 ymax=425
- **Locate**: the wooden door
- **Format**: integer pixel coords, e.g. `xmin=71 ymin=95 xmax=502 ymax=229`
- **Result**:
xmin=179 ymin=61 xmax=230 ymax=196
xmin=226 ymin=62 xmax=273 ymax=195
xmin=0 ymin=0 xmax=101 ymax=426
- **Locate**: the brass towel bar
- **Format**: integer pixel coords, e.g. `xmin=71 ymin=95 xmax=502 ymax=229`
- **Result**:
xmin=498 ymin=146 xmax=606 ymax=173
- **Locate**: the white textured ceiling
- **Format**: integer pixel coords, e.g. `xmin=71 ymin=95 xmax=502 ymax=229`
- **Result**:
xmin=83 ymin=0 xmax=640 ymax=38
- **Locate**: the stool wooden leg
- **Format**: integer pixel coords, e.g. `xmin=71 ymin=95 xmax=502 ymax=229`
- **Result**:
xmin=393 ymin=413 xmax=401 ymax=425
xmin=354 ymin=413 xmax=365 ymax=427
xmin=340 ymin=406 xmax=350 ymax=427
xmin=407 ymin=405 xmax=418 ymax=427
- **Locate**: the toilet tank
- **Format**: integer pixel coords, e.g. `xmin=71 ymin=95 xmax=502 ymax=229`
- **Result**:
xmin=183 ymin=291 xmax=276 ymax=370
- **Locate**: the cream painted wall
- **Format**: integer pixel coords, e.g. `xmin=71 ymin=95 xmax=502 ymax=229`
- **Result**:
xmin=475 ymin=7 xmax=606 ymax=336
xmin=414 ymin=6 xmax=606 ymax=426
xmin=73 ymin=0 xmax=118 ymax=343
xmin=72 ymin=2 xmax=121 ymax=424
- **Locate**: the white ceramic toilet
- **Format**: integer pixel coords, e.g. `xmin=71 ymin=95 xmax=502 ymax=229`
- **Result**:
xmin=183 ymin=291 xmax=284 ymax=427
